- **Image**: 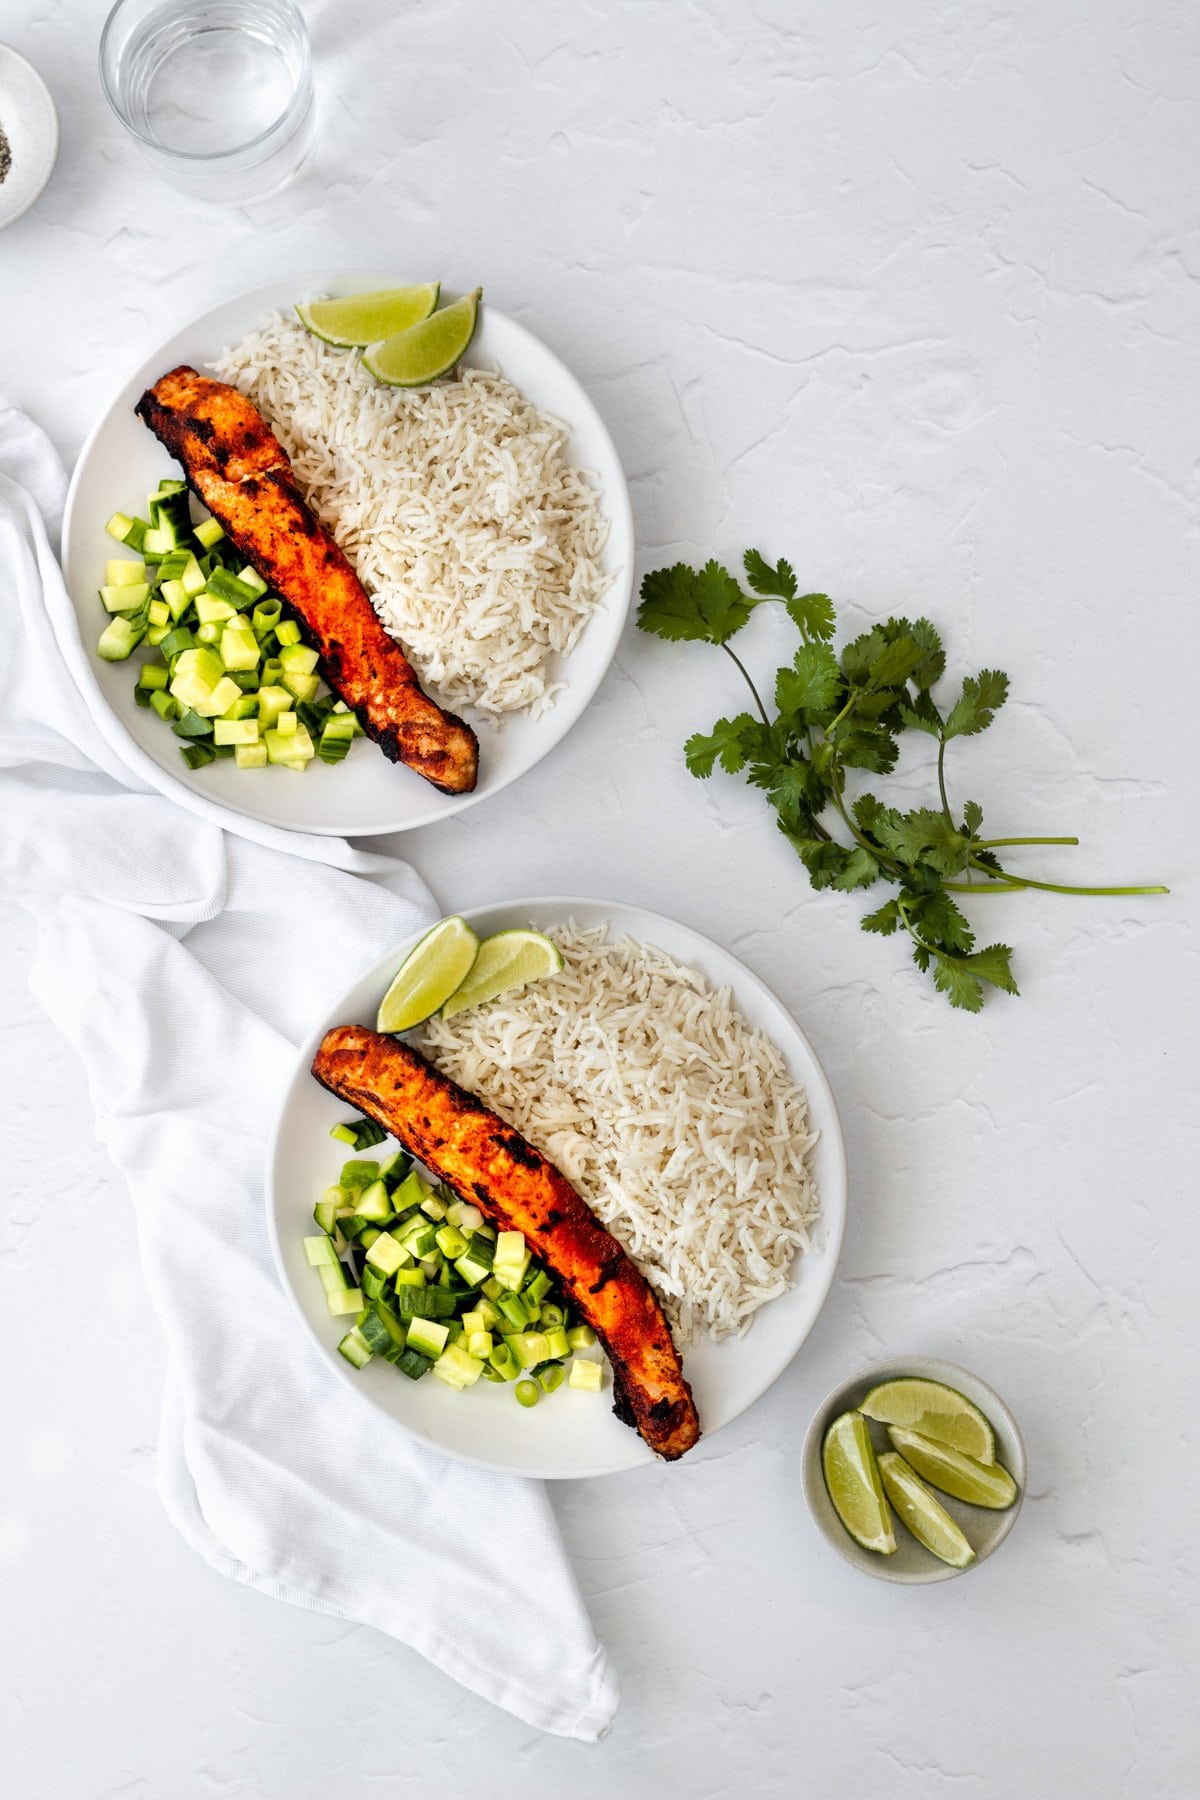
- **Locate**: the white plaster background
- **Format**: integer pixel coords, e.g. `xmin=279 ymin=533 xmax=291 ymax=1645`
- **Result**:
xmin=1 ymin=1 xmax=1197 ymax=1794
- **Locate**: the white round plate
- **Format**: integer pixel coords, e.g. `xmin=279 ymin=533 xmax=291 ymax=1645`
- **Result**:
xmin=61 ymin=274 xmax=633 ymax=836
xmin=0 ymin=43 xmax=59 ymax=230
xmin=267 ymin=897 xmax=848 ymax=1479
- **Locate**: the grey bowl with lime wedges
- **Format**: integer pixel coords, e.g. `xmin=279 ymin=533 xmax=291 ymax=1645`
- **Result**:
xmin=801 ymin=1358 xmax=1026 ymax=1584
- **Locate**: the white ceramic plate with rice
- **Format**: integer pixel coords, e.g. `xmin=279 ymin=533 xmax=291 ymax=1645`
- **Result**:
xmin=61 ymin=273 xmax=633 ymax=836
xmin=267 ymin=897 xmax=848 ymax=1479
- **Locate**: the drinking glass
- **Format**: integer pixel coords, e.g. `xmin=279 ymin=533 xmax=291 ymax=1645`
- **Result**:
xmin=100 ymin=0 xmax=315 ymax=201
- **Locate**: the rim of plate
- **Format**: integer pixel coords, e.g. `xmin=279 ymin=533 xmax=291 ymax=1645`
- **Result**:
xmin=60 ymin=274 xmax=634 ymax=836
xmin=265 ymin=896 xmax=848 ymax=1480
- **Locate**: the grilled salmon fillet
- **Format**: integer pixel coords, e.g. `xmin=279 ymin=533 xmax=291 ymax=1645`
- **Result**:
xmin=135 ymin=365 xmax=479 ymax=795
xmin=313 ymin=1025 xmax=700 ymax=1461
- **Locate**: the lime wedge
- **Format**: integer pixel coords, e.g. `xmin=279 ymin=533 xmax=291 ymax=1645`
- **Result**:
xmin=441 ymin=929 xmax=564 ymax=1021
xmin=887 ymin=1428 xmax=1017 ymax=1510
xmin=822 ymin=1412 xmax=896 ymax=1555
xmin=364 ymin=289 xmax=482 ymax=388
xmin=878 ymin=1451 xmax=976 ymax=1568
xmin=376 ymin=917 xmax=480 ymax=1034
xmin=296 ymin=285 xmax=440 ymax=348
xmin=860 ymin=1378 xmax=995 ymax=1464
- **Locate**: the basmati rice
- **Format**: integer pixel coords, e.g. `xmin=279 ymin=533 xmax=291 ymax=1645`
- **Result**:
xmin=212 ymin=315 xmax=610 ymax=719
xmin=416 ymin=924 xmax=820 ymax=1342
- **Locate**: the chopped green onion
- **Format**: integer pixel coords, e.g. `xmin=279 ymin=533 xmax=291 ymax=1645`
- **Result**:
xmin=515 ymin=1379 xmax=540 ymax=1408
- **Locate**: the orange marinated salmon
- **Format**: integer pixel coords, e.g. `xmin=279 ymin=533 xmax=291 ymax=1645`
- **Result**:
xmin=312 ymin=1025 xmax=701 ymax=1460
xmin=136 ymin=365 xmax=478 ymax=794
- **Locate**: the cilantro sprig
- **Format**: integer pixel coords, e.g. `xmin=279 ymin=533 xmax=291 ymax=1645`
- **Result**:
xmin=638 ymin=553 xmax=1167 ymax=1010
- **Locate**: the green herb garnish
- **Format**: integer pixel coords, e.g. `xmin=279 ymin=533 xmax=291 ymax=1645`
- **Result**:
xmin=637 ymin=552 xmax=1167 ymax=1010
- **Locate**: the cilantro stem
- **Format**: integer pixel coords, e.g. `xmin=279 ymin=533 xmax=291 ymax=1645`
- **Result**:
xmin=976 ymin=836 xmax=1079 ymax=849
xmin=970 ymin=858 xmax=1168 ymax=898
xmin=936 ymin=737 xmax=951 ymax=820
xmin=721 ymin=644 xmax=770 ymax=728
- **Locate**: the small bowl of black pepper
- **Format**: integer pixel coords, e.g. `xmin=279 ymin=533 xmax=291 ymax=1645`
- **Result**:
xmin=0 ymin=42 xmax=58 ymax=230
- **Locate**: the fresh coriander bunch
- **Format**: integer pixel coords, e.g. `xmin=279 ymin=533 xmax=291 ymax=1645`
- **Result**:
xmin=637 ymin=552 xmax=1167 ymax=1010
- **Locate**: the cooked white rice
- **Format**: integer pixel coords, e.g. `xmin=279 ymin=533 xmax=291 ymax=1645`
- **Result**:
xmin=416 ymin=924 xmax=820 ymax=1343
xmin=212 ymin=315 xmax=611 ymax=719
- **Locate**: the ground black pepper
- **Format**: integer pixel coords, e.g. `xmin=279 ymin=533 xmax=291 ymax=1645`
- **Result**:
xmin=0 ymin=118 xmax=11 ymax=186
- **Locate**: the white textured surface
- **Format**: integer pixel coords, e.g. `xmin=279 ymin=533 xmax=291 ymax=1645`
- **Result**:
xmin=1 ymin=1 xmax=1197 ymax=1794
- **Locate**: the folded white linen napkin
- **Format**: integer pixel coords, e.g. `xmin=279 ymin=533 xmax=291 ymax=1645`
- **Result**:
xmin=0 ymin=400 xmax=617 ymax=1741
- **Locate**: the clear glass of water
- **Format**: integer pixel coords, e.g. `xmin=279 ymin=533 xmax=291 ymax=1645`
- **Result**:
xmin=100 ymin=0 xmax=315 ymax=202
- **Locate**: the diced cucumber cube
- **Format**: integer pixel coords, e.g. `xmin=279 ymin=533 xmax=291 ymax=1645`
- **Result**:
xmin=97 ymin=616 xmax=145 ymax=661
xmin=220 ymin=625 xmax=260 ymax=671
xmin=195 ymin=594 xmax=236 ymax=625
xmin=106 ymin=558 xmax=148 ymax=586
xmin=180 ymin=554 xmax=206 ymax=596
xmin=99 ymin=581 xmax=151 ymax=613
xmin=213 ymin=718 xmax=260 ymax=746
xmin=233 ymin=742 xmax=268 ymax=769
xmin=365 ymin=1233 xmax=410 ymax=1276
xmin=282 ymin=670 xmax=320 ymax=704
xmin=303 ymin=1234 xmax=339 ymax=1267
xmin=195 ymin=676 xmax=242 ymax=718
xmin=279 ymin=642 xmax=320 ymax=676
xmin=276 ymin=711 xmax=298 ymax=737
xmin=336 ymin=1327 xmax=372 ymax=1368
xmin=406 ymin=1316 xmax=450 ymax=1359
xmin=327 ymin=1286 xmax=365 ymax=1316
xmin=569 ymin=1358 xmax=604 ymax=1392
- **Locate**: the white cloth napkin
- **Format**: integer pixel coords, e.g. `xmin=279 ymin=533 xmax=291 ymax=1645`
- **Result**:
xmin=0 ymin=400 xmax=617 ymax=1742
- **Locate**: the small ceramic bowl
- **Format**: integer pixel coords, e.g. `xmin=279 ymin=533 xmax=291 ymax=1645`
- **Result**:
xmin=801 ymin=1355 xmax=1026 ymax=1584
xmin=0 ymin=43 xmax=58 ymax=231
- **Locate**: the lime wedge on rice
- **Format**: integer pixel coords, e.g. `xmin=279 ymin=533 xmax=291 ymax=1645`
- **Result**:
xmin=364 ymin=289 xmax=481 ymax=387
xmin=878 ymin=1451 xmax=976 ymax=1568
xmin=822 ymin=1412 xmax=896 ymax=1555
xmin=440 ymin=929 xmax=563 ymax=1020
xmin=887 ymin=1428 xmax=1018 ymax=1510
xmin=296 ymin=284 xmax=441 ymax=347
xmin=376 ymin=916 xmax=480 ymax=1033
xmin=859 ymin=1377 xmax=996 ymax=1464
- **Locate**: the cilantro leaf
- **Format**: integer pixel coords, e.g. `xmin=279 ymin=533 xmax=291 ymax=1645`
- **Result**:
xmin=861 ymin=898 xmax=902 ymax=936
xmin=786 ymin=592 xmax=837 ymax=642
xmin=833 ymin=847 xmax=881 ymax=890
xmin=767 ymin=759 xmax=826 ymax=828
xmin=909 ymin=618 xmax=946 ymax=692
xmin=867 ymin=631 xmax=923 ymax=692
xmin=930 ymin=942 xmax=1019 ymax=1011
xmin=872 ymin=807 xmax=971 ymax=876
xmin=931 ymin=952 xmax=986 ymax=1012
xmin=961 ymin=942 xmax=1019 ymax=994
xmin=837 ymin=722 xmax=900 ymax=774
xmin=962 ymin=799 xmax=983 ymax=836
xmin=684 ymin=713 xmax=757 ymax=778
xmin=840 ymin=626 xmax=887 ymax=685
xmin=637 ymin=561 xmax=754 ymax=646
xmin=907 ymin=888 xmax=974 ymax=953
xmin=900 ymin=691 xmax=943 ymax=737
xmin=943 ymin=669 xmax=1009 ymax=739
xmin=775 ymin=643 xmax=841 ymax=719
xmin=743 ymin=549 xmax=797 ymax=602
